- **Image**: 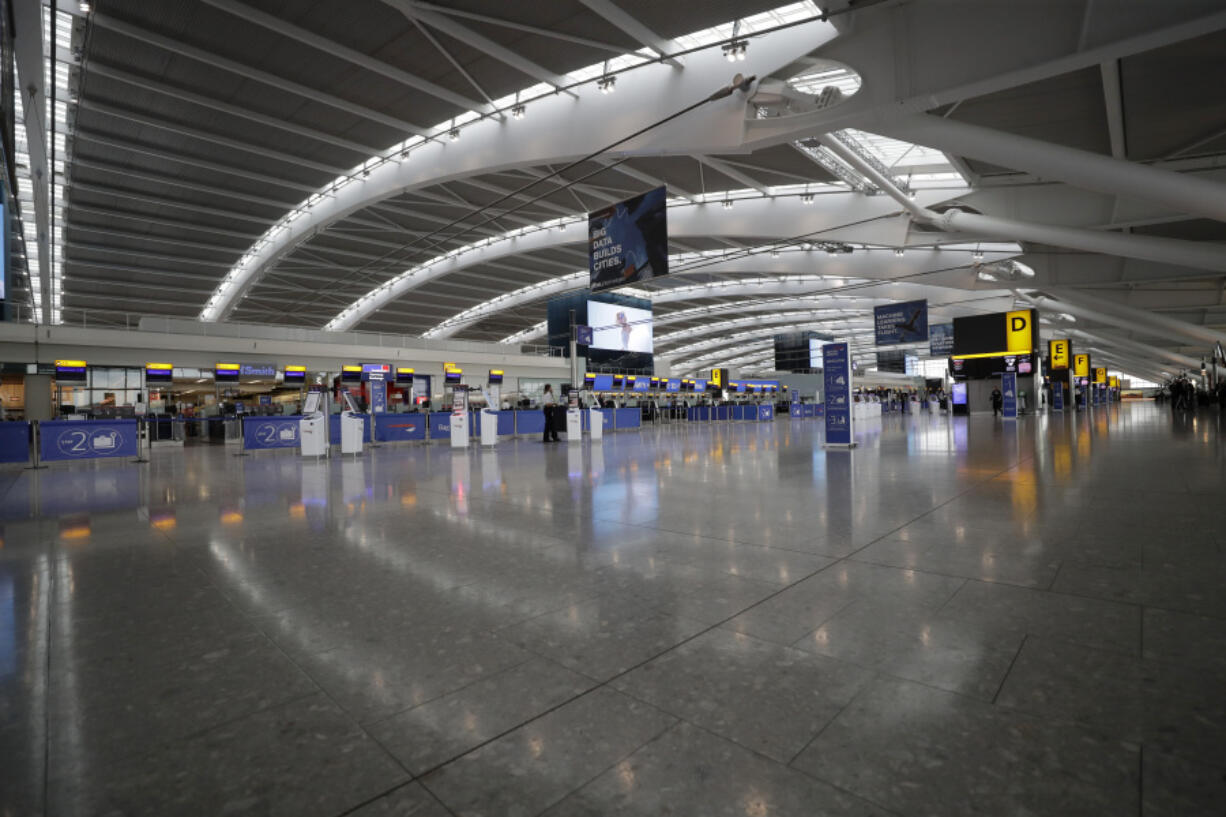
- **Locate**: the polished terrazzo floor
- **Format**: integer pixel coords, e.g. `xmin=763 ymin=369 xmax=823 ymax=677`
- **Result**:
xmin=2 ymin=403 xmax=1224 ymax=816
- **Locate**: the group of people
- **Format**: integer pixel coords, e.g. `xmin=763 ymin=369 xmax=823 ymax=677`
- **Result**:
xmin=1162 ymin=376 xmax=1226 ymax=412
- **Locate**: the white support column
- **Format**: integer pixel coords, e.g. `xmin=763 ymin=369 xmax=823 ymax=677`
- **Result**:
xmin=12 ymin=0 xmax=50 ymax=324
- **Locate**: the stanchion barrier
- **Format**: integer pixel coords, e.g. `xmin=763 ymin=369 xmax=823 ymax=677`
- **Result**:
xmin=27 ymin=421 xmax=44 ymax=470
xmin=235 ymin=416 xmax=249 ymax=456
xmin=132 ymin=417 xmax=150 ymax=463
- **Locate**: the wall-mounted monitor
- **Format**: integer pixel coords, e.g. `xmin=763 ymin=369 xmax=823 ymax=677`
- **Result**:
xmin=283 ymin=365 xmax=307 ymax=384
xmin=144 ymin=363 xmax=173 ymax=384
xmin=215 ymin=363 xmax=240 ymax=383
xmin=588 ymin=301 xmax=653 ymax=353
xmin=395 ymin=367 xmax=414 ymax=384
xmin=951 ymin=382 xmax=968 ymax=405
xmin=488 ymin=369 xmax=504 ymax=384
xmin=340 ymin=365 xmax=362 ymax=384
xmin=612 ymin=375 xmax=624 ymax=390
xmin=55 ymin=360 xmax=88 ymax=384
xmin=444 ymin=369 xmax=462 ymax=385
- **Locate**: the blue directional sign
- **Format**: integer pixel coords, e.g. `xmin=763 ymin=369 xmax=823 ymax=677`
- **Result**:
xmin=823 ymin=343 xmax=853 ymax=446
xmin=576 ymin=325 xmax=593 ymax=346
xmin=1001 ymin=371 xmax=1018 ymax=420
xmin=243 ymin=417 xmax=301 ymax=450
xmin=40 ymin=420 xmax=139 ymax=462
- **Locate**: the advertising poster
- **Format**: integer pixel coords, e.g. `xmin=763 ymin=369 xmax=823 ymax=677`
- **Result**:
xmin=1053 ymin=381 xmax=1064 ymax=412
xmin=874 ymin=300 xmax=929 ymax=345
xmin=822 ymin=342 xmax=853 ymax=446
xmin=929 ymin=323 xmax=954 ymax=356
xmin=1001 ymin=371 xmax=1018 ymax=419
xmin=588 ymin=186 xmax=669 ymax=292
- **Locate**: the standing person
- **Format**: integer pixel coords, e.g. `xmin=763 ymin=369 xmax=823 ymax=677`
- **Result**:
xmin=542 ymin=385 xmax=559 ymax=442
xmin=991 ymin=386 xmax=1003 ymax=417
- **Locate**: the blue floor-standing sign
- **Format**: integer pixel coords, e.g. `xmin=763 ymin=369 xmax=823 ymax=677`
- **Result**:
xmin=243 ymin=416 xmax=302 ymax=450
xmin=823 ymin=342 xmax=853 ymax=446
xmin=39 ymin=419 xmax=139 ymax=462
xmin=1053 ymin=381 xmax=1064 ymax=412
xmin=1001 ymin=371 xmax=1018 ymax=420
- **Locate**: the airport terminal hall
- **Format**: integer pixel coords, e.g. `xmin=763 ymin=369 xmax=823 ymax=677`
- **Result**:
xmin=5 ymin=1 xmax=1226 ymax=815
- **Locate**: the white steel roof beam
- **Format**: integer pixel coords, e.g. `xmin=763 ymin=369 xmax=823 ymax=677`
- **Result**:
xmin=694 ymin=155 xmax=771 ymax=195
xmin=577 ymin=0 xmax=680 ymax=66
xmin=405 ymin=2 xmax=630 ymax=55
xmin=384 ymin=0 xmax=574 ymax=95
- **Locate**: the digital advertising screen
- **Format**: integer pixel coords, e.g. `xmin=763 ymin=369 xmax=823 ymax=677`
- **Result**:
xmin=588 ymin=301 xmax=653 ymax=353
xmin=588 ymin=186 xmax=669 ymax=293
xmin=951 ymin=382 xmax=968 ymax=405
xmin=874 ymin=300 xmax=929 ymax=345
xmin=775 ymin=331 xmax=827 ymax=372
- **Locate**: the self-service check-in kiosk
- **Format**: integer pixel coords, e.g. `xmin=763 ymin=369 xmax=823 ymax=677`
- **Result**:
xmin=566 ymin=390 xmax=582 ymax=442
xmin=300 ymin=390 xmax=328 ymax=457
xmin=589 ymin=396 xmax=603 ymax=441
xmin=480 ymin=372 xmax=500 ymax=447
xmin=340 ymin=391 xmax=365 ymax=455
xmin=450 ymin=387 xmax=469 ymax=448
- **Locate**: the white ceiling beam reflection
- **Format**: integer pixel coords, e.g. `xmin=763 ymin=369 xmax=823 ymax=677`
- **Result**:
xmin=90 ymin=13 xmax=427 ymax=136
xmin=694 ymin=155 xmax=771 ymax=195
xmin=199 ymin=0 xmax=486 ymax=114
xmin=199 ymin=20 xmax=838 ymax=321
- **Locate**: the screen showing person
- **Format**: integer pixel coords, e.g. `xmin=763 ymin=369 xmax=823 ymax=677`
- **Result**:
xmin=588 ymin=301 xmax=653 ymax=353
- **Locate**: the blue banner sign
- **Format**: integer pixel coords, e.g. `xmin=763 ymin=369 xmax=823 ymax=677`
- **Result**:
xmin=576 ymin=325 xmax=593 ymax=346
xmin=1001 ymin=371 xmax=1018 ymax=419
xmin=243 ymin=417 xmax=301 ymax=450
xmin=376 ymin=415 xmax=426 ymax=442
xmin=588 ymin=186 xmax=669 ymax=293
xmin=40 ymin=420 xmax=139 ymax=462
xmin=929 ymin=322 xmax=954 ymax=356
xmin=0 ymin=422 xmax=30 ymax=463
xmin=874 ymin=300 xmax=929 ymax=345
xmin=1053 ymin=381 xmax=1064 ymax=412
xmin=823 ymin=343 xmax=853 ymax=445
xmin=370 ymin=382 xmax=387 ymax=414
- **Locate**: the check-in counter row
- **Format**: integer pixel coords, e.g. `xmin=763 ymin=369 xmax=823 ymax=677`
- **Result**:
xmin=337 ymin=409 xmax=644 ymax=443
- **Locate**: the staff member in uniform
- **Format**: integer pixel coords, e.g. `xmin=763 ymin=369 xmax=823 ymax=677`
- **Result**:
xmin=542 ymin=385 xmax=559 ymax=442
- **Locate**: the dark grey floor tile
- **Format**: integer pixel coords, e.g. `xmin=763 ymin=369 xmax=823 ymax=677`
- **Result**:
xmin=791 ymin=599 xmax=1021 ymax=701
xmin=1143 ymin=607 xmax=1226 ymax=673
xmin=613 ymin=628 xmax=872 ymax=762
xmin=368 ymin=657 xmax=595 ymax=774
xmin=48 ymin=694 xmax=408 ymax=817
xmin=498 ymin=597 xmax=709 ymax=681
xmin=792 ymin=676 xmax=1139 ymax=817
xmin=422 ymin=687 xmax=676 ymax=817
xmin=542 ymin=722 xmax=894 ymax=816
xmin=1142 ymin=750 xmax=1226 ymax=817
xmin=347 ymin=782 xmax=453 ymax=817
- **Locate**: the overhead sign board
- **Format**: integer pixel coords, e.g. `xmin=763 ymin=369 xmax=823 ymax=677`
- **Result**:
xmin=929 ymin=323 xmax=954 ymax=356
xmin=239 ymin=363 xmax=277 ymax=378
xmin=588 ymin=186 xmax=669 ymax=292
xmin=1073 ymin=354 xmax=1090 ymax=378
xmin=144 ymin=363 xmax=174 ymax=384
xmin=1049 ymin=339 xmax=1071 ymax=370
xmin=54 ymin=360 xmax=88 ymax=383
xmin=873 ymin=300 xmax=929 ymax=345
xmin=1005 ymin=310 xmax=1033 ymax=354
xmin=1094 ymin=367 xmax=1107 ymax=384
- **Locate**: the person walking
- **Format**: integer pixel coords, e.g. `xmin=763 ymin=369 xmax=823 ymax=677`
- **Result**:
xmin=991 ymin=387 xmax=1003 ymax=417
xmin=542 ymin=385 xmax=559 ymax=442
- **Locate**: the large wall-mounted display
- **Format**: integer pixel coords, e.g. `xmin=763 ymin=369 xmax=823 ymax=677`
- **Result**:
xmin=775 ymin=331 xmax=831 ymax=372
xmin=588 ymin=301 xmax=652 ymax=354
xmin=588 ymin=186 xmax=669 ymax=293
xmin=874 ymin=300 xmax=929 ymax=345
xmin=950 ymin=309 xmax=1039 ymax=378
